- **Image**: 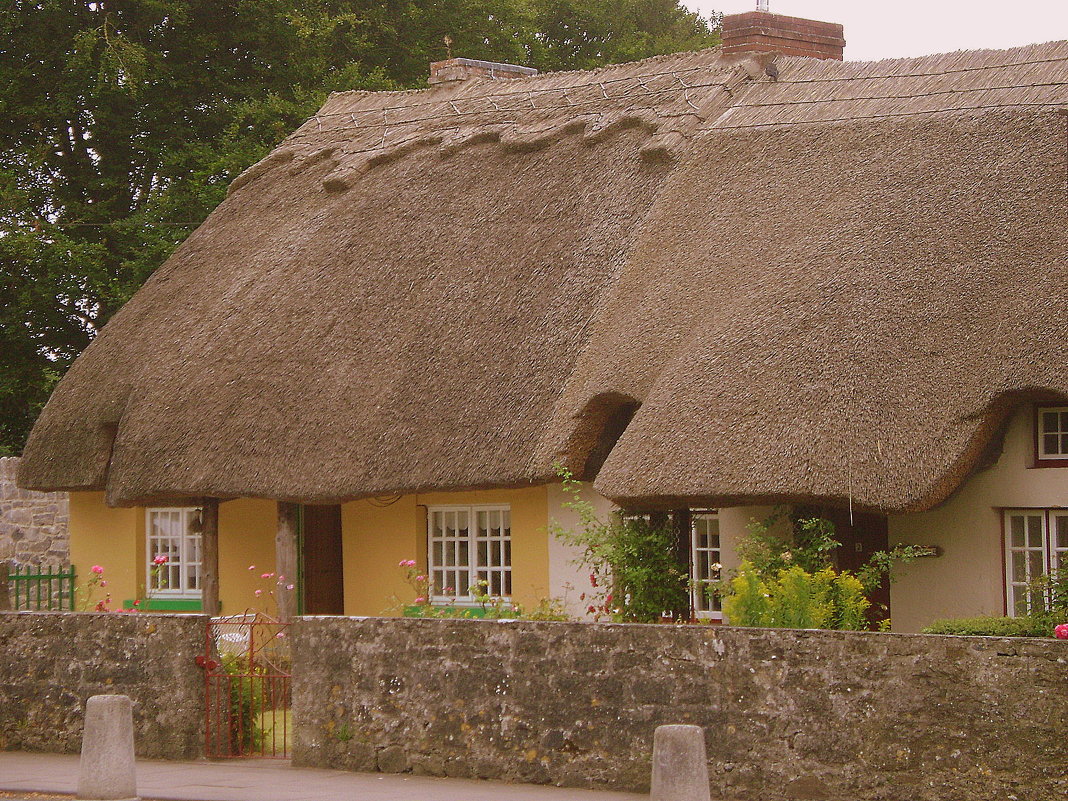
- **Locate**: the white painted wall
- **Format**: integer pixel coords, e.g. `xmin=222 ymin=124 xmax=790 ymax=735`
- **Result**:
xmin=546 ymin=481 xmax=617 ymax=617
xmin=890 ymin=406 xmax=1068 ymax=632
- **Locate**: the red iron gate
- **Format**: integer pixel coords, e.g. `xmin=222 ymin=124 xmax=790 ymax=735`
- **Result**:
xmin=200 ymin=615 xmax=292 ymax=759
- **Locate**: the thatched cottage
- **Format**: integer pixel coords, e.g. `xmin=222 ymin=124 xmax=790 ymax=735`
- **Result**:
xmin=17 ymin=11 xmax=1068 ymax=631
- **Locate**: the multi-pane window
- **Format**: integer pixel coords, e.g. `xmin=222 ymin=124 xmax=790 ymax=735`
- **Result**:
xmin=427 ymin=505 xmax=511 ymax=603
xmin=1004 ymin=509 xmax=1068 ymax=615
xmin=690 ymin=511 xmax=722 ymax=618
xmin=147 ymin=508 xmax=203 ymax=597
xmin=1037 ymin=407 xmax=1068 ymax=461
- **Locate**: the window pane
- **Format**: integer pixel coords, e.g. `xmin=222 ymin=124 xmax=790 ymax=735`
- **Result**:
xmin=1044 ymin=434 xmax=1059 ymax=455
xmin=1014 ymin=591 xmax=1028 ymax=616
xmin=504 ymin=539 xmax=511 ymax=566
xmin=1029 ymin=550 xmax=1045 ymax=579
xmin=1056 ymin=516 xmax=1068 ymax=549
xmin=1011 ymin=516 xmax=1024 ymax=548
xmin=1012 ymin=552 xmax=1027 ymax=583
xmin=1060 ymin=411 xmax=1068 ymax=431
xmin=1060 ymin=433 xmax=1068 ymax=454
xmin=1043 ymin=412 xmax=1059 ymax=432
xmin=1027 ymin=516 xmax=1044 ymax=548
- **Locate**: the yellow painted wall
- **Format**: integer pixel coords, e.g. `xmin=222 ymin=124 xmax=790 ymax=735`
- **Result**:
xmin=890 ymin=406 xmax=1068 ymax=632
xmin=68 ymin=492 xmax=142 ymax=610
xmin=218 ymin=498 xmax=277 ymax=616
xmin=68 ymin=493 xmax=277 ymax=615
xmin=341 ymin=485 xmax=549 ymax=616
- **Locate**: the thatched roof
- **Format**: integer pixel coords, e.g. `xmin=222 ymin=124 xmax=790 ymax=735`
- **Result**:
xmin=19 ymin=41 xmax=1068 ymax=512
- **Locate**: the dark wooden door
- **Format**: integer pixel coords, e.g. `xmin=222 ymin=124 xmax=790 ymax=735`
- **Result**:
xmin=822 ymin=508 xmax=890 ymax=627
xmin=302 ymin=504 xmax=345 ymax=615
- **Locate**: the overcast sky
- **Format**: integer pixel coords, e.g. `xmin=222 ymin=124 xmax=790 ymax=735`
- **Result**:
xmin=686 ymin=1 xmax=1068 ymax=61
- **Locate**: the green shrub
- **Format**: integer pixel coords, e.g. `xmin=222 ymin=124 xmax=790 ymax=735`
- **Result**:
xmin=221 ymin=654 xmax=265 ymax=754
xmin=724 ymin=561 xmax=870 ymax=631
xmin=551 ymin=466 xmax=688 ymax=622
xmin=921 ymin=616 xmax=1052 ymax=638
xmin=722 ymin=511 xmax=933 ymax=630
xmin=829 ymin=571 xmax=870 ymax=630
xmin=722 ymin=564 xmax=771 ymax=627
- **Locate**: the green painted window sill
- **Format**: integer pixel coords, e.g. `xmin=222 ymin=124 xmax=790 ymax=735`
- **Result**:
xmin=402 ymin=605 xmax=515 ymax=619
xmin=122 ymin=598 xmax=203 ymax=611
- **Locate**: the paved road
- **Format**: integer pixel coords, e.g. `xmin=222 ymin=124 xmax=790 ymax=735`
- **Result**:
xmin=0 ymin=752 xmax=644 ymax=801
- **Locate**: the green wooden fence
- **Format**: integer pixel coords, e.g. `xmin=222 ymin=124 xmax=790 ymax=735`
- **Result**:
xmin=0 ymin=563 xmax=76 ymax=611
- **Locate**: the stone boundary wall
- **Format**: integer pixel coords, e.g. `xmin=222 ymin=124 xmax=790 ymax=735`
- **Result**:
xmin=292 ymin=618 xmax=1068 ymax=801
xmin=0 ymin=612 xmax=206 ymax=759
xmin=0 ymin=457 xmax=69 ymax=566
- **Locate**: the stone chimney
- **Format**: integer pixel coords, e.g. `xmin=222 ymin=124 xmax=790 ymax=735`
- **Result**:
xmin=429 ymin=58 xmax=538 ymax=85
xmin=721 ymin=11 xmax=845 ymax=61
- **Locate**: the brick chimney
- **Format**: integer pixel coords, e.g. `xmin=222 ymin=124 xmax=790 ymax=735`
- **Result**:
xmin=722 ymin=11 xmax=845 ymax=61
xmin=429 ymin=58 xmax=538 ymax=85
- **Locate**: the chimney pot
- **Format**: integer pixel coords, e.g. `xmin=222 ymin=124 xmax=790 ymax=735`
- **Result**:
xmin=722 ymin=11 xmax=845 ymax=61
xmin=429 ymin=57 xmax=538 ymax=85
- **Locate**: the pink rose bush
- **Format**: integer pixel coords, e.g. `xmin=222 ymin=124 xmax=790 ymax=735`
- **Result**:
xmin=399 ymin=560 xmax=435 ymax=612
xmin=246 ymin=568 xmax=294 ymax=619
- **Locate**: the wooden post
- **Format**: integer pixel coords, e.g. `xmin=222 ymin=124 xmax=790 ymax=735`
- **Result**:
xmin=0 ymin=561 xmax=10 ymax=612
xmin=276 ymin=502 xmax=300 ymax=622
xmin=201 ymin=499 xmax=220 ymax=617
xmin=672 ymin=509 xmax=693 ymax=620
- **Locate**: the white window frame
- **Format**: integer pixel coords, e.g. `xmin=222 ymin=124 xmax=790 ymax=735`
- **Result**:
xmin=427 ymin=504 xmax=511 ymax=605
xmin=1003 ymin=508 xmax=1067 ymax=616
xmin=1036 ymin=406 xmax=1068 ymax=460
xmin=146 ymin=507 xmax=203 ymax=598
xmin=690 ymin=510 xmax=723 ymax=620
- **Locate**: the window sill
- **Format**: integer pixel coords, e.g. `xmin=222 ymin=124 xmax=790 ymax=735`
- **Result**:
xmin=122 ymin=598 xmax=203 ymax=612
xmin=402 ymin=604 xmax=512 ymax=619
xmin=1031 ymin=458 xmax=1068 ymax=468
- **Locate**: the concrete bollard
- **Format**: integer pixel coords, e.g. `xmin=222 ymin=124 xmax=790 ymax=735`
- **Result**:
xmin=650 ymin=724 xmax=711 ymax=801
xmin=77 ymin=695 xmax=139 ymax=801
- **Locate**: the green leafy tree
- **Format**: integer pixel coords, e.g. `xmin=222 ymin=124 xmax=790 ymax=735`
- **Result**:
xmin=529 ymin=0 xmax=719 ymax=71
xmin=0 ymin=0 xmax=719 ymax=455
